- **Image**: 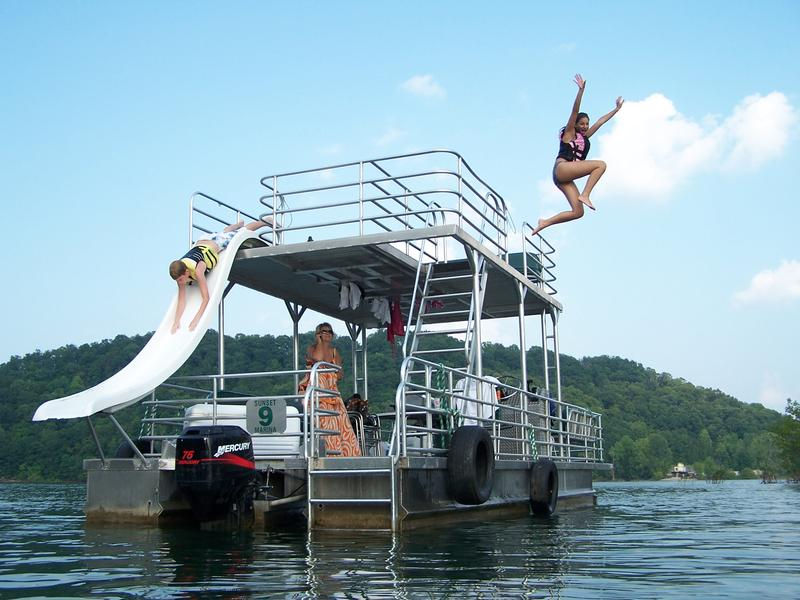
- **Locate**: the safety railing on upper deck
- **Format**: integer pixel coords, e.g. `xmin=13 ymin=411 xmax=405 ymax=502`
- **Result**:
xmin=389 ymin=356 xmax=603 ymax=463
xmin=259 ymin=150 xmax=510 ymax=262
xmin=189 ymin=192 xmax=281 ymax=247
xmin=184 ymin=152 xmax=558 ymax=295
xmin=521 ymin=221 xmax=558 ymax=296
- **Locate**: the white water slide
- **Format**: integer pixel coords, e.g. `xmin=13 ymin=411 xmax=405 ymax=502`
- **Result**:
xmin=33 ymin=230 xmax=266 ymax=422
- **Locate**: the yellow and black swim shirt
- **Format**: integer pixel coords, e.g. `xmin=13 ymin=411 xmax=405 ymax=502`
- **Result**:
xmin=180 ymin=244 xmax=219 ymax=281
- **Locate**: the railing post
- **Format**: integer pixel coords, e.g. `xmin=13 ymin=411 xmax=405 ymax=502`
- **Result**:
xmin=457 ymin=156 xmax=463 ymax=230
xmin=188 ymin=195 xmax=195 ymax=247
xmin=517 ymin=281 xmax=529 ymax=457
xmin=359 ymin=161 xmax=364 ymax=236
xmin=218 ymin=298 xmax=225 ymax=392
xmin=425 ymin=364 xmax=433 ymax=449
xmin=212 ymin=377 xmax=218 ymax=425
xmin=309 ymin=367 xmax=316 ymax=459
xmin=272 ymin=174 xmax=278 ymax=236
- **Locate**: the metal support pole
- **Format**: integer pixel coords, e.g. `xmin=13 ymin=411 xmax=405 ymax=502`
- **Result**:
xmin=541 ymin=310 xmax=551 ymax=457
xmin=517 ymin=281 xmax=529 ymax=457
xmin=361 ymin=327 xmax=368 ymax=398
xmin=541 ymin=312 xmax=550 ymax=394
xmin=472 ymin=250 xmax=483 ymax=383
xmin=285 ymin=301 xmax=307 ymax=392
xmin=218 ymin=282 xmax=235 ymax=391
xmin=86 ymin=416 xmax=106 ymax=467
xmin=346 ymin=322 xmax=360 ymax=395
xmin=552 ymin=309 xmax=562 ymax=404
xmin=107 ymin=414 xmax=147 ymax=466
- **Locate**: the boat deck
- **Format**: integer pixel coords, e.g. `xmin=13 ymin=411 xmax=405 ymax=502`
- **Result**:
xmin=232 ymin=224 xmax=561 ymax=327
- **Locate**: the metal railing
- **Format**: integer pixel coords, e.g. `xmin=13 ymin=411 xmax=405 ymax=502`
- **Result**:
xmin=521 ymin=221 xmax=558 ymax=296
xmin=140 ymin=369 xmax=310 ymax=460
xmin=137 ymin=362 xmax=360 ymax=462
xmin=189 ymin=192 xmax=280 ymax=247
xmin=259 ymin=150 xmax=510 ymax=261
xmin=390 ymin=356 xmax=603 ymax=463
xmin=135 ymin=354 xmax=602 ymax=466
xmin=185 ymin=153 xmax=558 ymax=294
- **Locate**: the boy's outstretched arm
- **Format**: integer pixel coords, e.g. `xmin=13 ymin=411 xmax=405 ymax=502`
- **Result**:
xmin=189 ymin=263 xmax=210 ymax=331
xmin=171 ymin=284 xmax=187 ymax=333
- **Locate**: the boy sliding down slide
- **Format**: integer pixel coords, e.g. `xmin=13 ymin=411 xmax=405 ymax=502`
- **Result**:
xmin=169 ymin=219 xmax=271 ymax=333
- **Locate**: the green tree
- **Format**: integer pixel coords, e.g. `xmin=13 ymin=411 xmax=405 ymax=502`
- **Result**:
xmin=609 ymin=435 xmax=642 ymax=480
xmin=773 ymin=399 xmax=800 ymax=478
xmin=696 ymin=428 xmax=713 ymax=460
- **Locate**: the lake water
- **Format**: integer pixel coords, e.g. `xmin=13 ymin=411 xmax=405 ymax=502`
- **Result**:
xmin=0 ymin=480 xmax=798 ymax=598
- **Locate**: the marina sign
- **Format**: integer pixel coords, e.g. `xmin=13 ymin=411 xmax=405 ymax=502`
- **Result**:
xmin=246 ymin=398 xmax=287 ymax=434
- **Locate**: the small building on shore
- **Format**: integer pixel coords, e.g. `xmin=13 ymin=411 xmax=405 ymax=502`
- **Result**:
xmin=669 ymin=462 xmax=697 ymax=479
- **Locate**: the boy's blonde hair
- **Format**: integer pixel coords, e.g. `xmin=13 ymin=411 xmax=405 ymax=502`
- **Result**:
xmin=169 ymin=260 xmax=187 ymax=280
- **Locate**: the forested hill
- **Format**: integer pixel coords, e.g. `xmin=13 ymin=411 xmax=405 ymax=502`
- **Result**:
xmin=0 ymin=332 xmax=781 ymax=482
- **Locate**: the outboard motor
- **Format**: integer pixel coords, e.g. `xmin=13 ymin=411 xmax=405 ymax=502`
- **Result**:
xmin=176 ymin=425 xmax=256 ymax=524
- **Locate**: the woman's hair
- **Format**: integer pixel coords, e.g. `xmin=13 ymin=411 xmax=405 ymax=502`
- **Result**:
xmin=315 ymin=322 xmax=334 ymax=336
xmin=577 ymin=112 xmax=589 ymax=123
xmin=169 ymin=260 xmax=187 ymax=280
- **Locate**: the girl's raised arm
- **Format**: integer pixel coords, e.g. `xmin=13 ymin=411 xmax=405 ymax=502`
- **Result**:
xmin=586 ymin=96 xmax=624 ymax=138
xmin=562 ymin=74 xmax=586 ymax=142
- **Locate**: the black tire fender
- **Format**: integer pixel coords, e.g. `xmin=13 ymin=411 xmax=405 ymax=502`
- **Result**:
xmin=447 ymin=426 xmax=495 ymax=505
xmin=114 ymin=438 xmax=152 ymax=458
xmin=530 ymin=458 xmax=558 ymax=516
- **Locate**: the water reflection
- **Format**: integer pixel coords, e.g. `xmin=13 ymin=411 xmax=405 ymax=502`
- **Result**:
xmin=1 ymin=482 xmax=800 ymax=598
xmin=301 ymin=515 xmax=575 ymax=598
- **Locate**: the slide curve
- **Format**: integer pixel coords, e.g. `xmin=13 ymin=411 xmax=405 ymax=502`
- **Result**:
xmin=32 ymin=229 xmax=266 ymax=421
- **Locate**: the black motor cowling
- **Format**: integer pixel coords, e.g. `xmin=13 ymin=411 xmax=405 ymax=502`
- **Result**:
xmin=176 ymin=425 xmax=256 ymax=522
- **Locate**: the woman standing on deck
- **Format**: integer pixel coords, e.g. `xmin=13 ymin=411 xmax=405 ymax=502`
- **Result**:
xmin=298 ymin=323 xmax=362 ymax=457
xmin=531 ymin=74 xmax=623 ymax=236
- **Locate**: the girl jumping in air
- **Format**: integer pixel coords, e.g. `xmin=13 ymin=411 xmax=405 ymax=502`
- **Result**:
xmin=531 ymin=74 xmax=623 ymax=236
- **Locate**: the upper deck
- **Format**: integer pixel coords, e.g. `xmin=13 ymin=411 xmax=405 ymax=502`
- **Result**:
xmin=232 ymin=225 xmax=560 ymax=327
xmin=191 ymin=149 xmax=560 ymax=323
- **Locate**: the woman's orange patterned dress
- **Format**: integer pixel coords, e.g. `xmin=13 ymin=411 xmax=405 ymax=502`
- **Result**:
xmin=299 ymin=362 xmax=362 ymax=457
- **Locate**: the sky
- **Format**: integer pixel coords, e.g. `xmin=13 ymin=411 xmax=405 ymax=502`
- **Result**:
xmin=1 ymin=1 xmax=797 ymax=413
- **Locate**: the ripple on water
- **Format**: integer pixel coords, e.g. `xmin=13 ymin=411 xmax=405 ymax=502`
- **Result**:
xmin=1 ymin=481 xmax=799 ymax=598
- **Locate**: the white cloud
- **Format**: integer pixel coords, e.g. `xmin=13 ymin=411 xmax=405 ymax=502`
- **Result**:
xmin=733 ymin=260 xmax=800 ymax=306
xmin=376 ymin=126 xmax=407 ymax=147
xmin=401 ymin=74 xmax=446 ymax=99
xmin=590 ymin=92 xmax=797 ymax=199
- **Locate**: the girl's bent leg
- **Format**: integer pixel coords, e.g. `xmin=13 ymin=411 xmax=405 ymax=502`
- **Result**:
xmin=578 ymin=160 xmax=606 ymax=209
xmin=555 ymin=160 xmax=607 ymax=210
xmin=531 ymin=182 xmax=584 ymax=236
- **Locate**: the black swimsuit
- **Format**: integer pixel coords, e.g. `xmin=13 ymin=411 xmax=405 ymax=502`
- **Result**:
xmin=553 ymin=128 xmax=590 ymax=184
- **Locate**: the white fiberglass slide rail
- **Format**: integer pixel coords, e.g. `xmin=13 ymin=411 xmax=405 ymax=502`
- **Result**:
xmin=32 ymin=229 xmax=264 ymax=421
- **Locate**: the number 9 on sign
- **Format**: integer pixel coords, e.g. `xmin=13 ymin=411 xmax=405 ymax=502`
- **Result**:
xmin=258 ymin=405 xmax=273 ymax=427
